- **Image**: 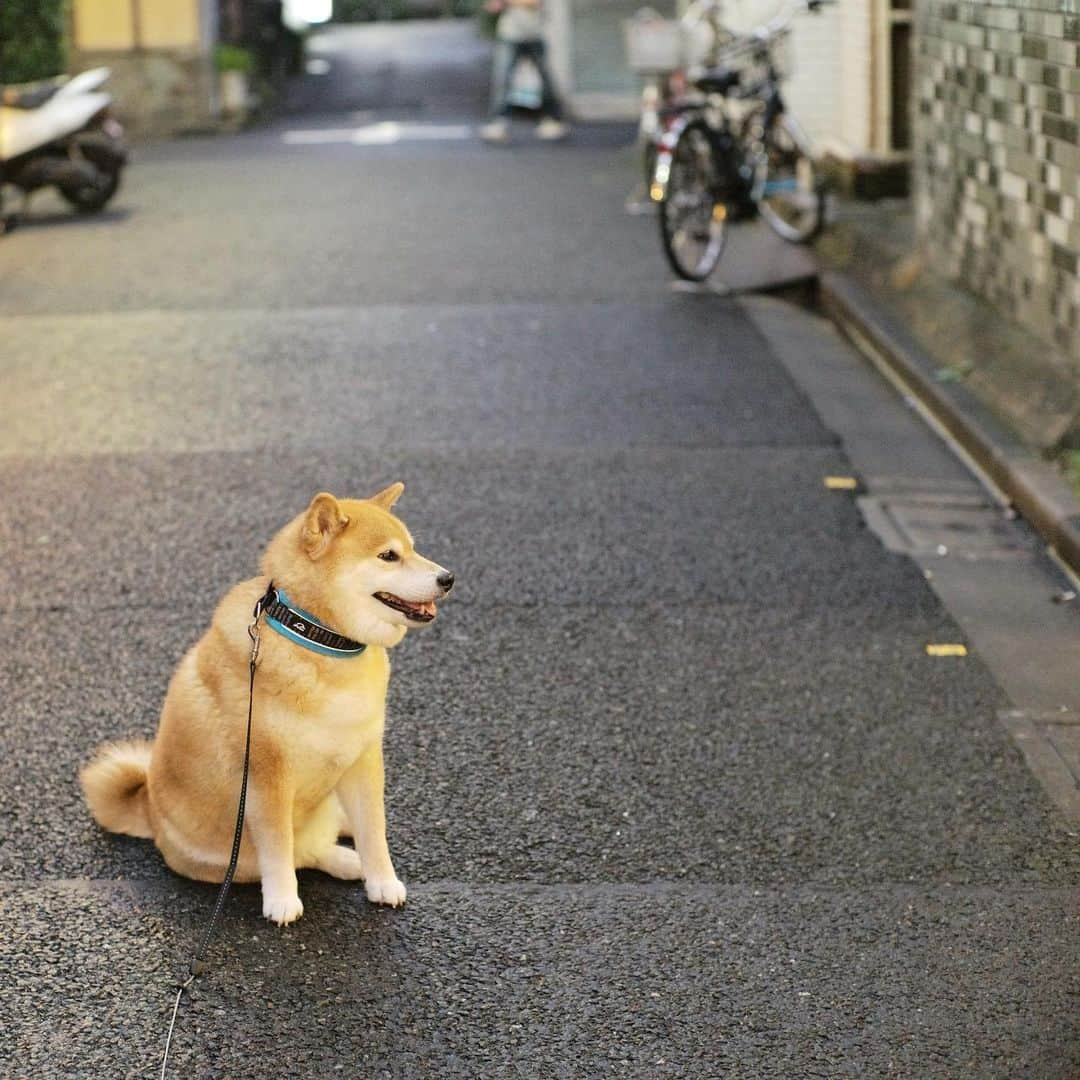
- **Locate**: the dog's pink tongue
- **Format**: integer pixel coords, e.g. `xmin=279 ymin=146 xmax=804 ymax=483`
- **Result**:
xmin=421 ymin=601 xmax=437 ymax=616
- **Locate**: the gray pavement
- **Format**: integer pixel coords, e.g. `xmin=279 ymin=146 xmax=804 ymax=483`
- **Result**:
xmin=1 ymin=19 xmax=1077 ymax=1079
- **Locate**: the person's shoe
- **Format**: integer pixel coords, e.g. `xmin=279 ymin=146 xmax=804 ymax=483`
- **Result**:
xmin=536 ymin=118 xmax=569 ymax=141
xmin=480 ymin=119 xmax=509 ymax=143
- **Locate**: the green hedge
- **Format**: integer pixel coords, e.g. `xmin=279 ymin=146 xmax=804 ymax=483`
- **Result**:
xmin=0 ymin=0 xmax=66 ymax=84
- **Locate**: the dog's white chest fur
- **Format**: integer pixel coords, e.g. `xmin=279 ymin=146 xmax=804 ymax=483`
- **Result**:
xmin=270 ymin=681 xmax=385 ymax=802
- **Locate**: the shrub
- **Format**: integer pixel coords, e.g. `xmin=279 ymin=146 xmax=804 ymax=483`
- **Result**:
xmin=215 ymin=43 xmax=256 ymax=75
xmin=0 ymin=0 xmax=66 ymax=84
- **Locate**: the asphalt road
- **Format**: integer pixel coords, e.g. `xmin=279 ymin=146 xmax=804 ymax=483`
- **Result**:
xmin=1 ymin=19 xmax=1077 ymax=1079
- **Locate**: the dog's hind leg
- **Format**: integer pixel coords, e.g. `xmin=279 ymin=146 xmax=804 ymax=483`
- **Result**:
xmin=297 ymin=794 xmax=364 ymax=881
xmin=310 ymin=844 xmax=365 ymax=880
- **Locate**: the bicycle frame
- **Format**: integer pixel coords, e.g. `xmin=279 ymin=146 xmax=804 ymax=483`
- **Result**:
xmin=649 ymin=61 xmax=784 ymax=208
xmin=650 ymin=0 xmax=831 ymax=277
xmin=648 ymin=0 xmax=828 ymax=204
xmin=634 ymin=0 xmax=732 ymax=153
xmin=649 ymin=106 xmax=728 ymax=204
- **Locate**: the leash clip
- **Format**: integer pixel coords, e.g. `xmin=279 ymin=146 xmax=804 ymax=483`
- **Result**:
xmin=248 ymin=581 xmax=273 ymax=667
xmin=248 ymin=616 xmax=262 ymax=668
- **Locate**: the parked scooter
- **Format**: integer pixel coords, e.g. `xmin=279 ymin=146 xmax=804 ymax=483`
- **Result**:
xmin=0 ymin=67 xmax=126 ymax=229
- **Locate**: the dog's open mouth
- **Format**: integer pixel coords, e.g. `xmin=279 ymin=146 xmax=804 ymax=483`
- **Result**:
xmin=374 ymin=592 xmax=437 ymax=623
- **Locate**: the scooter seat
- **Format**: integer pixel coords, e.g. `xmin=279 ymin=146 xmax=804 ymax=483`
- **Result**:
xmin=1 ymin=76 xmax=67 ymax=110
xmin=693 ymin=67 xmax=741 ymax=96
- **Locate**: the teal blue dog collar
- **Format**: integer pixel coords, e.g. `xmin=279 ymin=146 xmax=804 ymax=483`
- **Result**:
xmin=257 ymin=583 xmax=366 ymax=659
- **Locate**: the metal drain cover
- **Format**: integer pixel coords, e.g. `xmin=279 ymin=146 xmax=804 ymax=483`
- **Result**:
xmin=858 ymin=494 xmax=1030 ymax=559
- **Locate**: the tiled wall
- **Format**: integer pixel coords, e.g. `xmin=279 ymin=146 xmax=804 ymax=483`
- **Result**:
xmin=914 ymin=0 xmax=1079 ymax=361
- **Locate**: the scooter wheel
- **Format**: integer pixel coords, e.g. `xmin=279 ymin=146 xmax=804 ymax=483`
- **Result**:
xmin=60 ymin=167 xmax=121 ymax=213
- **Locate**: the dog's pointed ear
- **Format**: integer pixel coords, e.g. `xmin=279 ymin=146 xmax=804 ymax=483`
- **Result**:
xmin=369 ymin=482 xmax=404 ymax=511
xmin=300 ymin=492 xmax=349 ymax=559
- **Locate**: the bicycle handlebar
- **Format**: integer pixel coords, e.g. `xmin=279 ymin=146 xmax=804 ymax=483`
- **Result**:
xmin=750 ymin=0 xmax=835 ymax=46
xmin=680 ymin=0 xmax=834 ymax=61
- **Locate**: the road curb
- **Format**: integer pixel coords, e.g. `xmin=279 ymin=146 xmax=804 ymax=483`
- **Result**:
xmin=817 ymin=270 xmax=1080 ymax=578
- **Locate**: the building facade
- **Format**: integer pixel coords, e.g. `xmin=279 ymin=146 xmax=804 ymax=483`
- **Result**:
xmin=551 ymin=0 xmax=1077 ymax=377
xmin=551 ymin=0 xmax=912 ymax=192
xmin=913 ymin=0 xmax=1079 ymax=361
xmin=68 ymin=0 xmax=219 ymax=136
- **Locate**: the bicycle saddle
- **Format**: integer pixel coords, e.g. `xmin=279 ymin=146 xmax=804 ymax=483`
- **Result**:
xmin=693 ymin=67 xmax=740 ymax=95
xmin=1 ymin=76 xmax=67 ymax=110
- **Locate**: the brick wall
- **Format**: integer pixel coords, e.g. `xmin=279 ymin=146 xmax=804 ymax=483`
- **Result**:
xmin=913 ymin=0 xmax=1080 ymax=362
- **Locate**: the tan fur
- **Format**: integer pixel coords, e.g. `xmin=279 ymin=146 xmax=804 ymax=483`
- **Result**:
xmin=80 ymin=739 xmax=154 ymax=838
xmin=79 ymin=484 xmax=452 ymax=924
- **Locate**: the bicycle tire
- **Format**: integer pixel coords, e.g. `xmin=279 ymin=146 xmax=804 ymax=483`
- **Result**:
xmin=755 ymin=112 xmax=824 ymax=244
xmin=658 ymin=119 xmax=728 ymax=281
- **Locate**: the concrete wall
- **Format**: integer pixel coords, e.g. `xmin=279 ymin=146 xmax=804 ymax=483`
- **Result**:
xmin=836 ymin=0 xmax=873 ymax=154
xmin=70 ymin=0 xmax=218 ymax=137
xmin=571 ymin=0 xmax=674 ymax=96
xmin=72 ymin=0 xmax=209 ymax=51
xmin=67 ymin=49 xmax=218 ymax=137
xmin=913 ymin=0 xmax=1080 ymax=361
xmin=714 ymin=0 xmax=845 ymax=151
xmin=547 ymin=0 xmax=678 ymax=118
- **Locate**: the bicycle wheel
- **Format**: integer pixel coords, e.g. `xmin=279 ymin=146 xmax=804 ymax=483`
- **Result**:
xmin=658 ymin=120 xmax=728 ymax=281
xmin=755 ymin=112 xmax=824 ymax=243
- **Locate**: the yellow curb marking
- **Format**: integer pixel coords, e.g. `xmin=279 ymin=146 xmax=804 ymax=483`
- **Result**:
xmin=925 ymin=644 xmax=968 ymax=657
xmin=823 ymin=476 xmax=858 ymax=490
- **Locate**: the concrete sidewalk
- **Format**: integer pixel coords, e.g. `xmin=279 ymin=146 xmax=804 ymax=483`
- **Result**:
xmin=0 ymin=22 xmax=1078 ymax=1078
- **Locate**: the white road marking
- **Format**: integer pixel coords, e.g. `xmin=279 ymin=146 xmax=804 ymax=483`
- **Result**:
xmin=283 ymin=121 xmax=474 ymax=146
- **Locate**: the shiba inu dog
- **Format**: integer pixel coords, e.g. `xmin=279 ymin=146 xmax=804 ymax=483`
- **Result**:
xmin=80 ymin=484 xmax=453 ymax=925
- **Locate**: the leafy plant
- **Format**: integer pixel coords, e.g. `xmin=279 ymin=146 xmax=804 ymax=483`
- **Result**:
xmin=0 ymin=0 xmax=66 ymax=84
xmin=215 ymin=44 xmax=255 ymax=75
xmin=1061 ymin=449 xmax=1080 ymax=501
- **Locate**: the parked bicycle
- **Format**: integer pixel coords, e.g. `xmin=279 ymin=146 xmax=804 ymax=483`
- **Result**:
xmin=628 ymin=0 xmax=734 ymax=201
xmin=649 ymin=0 xmax=831 ymax=281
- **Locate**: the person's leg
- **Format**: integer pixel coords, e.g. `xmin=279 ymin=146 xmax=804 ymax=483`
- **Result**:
xmin=525 ymin=40 xmax=564 ymax=121
xmin=489 ymin=38 xmax=511 ymax=116
xmin=482 ymin=40 xmax=521 ymax=141
xmin=522 ymin=40 xmax=569 ymax=139
xmin=496 ymin=41 xmax=525 ymax=117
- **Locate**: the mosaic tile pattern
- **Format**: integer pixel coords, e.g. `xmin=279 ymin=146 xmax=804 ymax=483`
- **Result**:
xmin=914 ymin=0 xmax=1080 ymax=363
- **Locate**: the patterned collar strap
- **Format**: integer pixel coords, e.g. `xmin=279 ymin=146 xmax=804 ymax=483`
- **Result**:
xmin=256 ymin=583 xmax=367 ymax=659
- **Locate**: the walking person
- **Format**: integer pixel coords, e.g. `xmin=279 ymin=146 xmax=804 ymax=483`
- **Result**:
xmin=481 ymin=0 xmax=569 ymax=143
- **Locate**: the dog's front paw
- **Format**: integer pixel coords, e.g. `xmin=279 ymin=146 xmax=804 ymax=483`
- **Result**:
xmin=262 ymin=891 xmax=304 ymax=926
xmin=365 ymin=876 xmax=407 ymax=907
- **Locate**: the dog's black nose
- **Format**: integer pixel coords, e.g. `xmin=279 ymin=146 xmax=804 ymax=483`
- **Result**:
xmin=437 ymin=570 xmax=455 ymax=592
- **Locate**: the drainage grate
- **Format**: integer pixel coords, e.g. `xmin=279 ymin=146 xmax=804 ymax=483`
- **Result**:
xmin=858 ymin=493 xmax=1032 ymax=559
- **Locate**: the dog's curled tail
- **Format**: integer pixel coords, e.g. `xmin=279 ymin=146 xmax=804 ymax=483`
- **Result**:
xmin=80 ymin=740 xmax=154 ymax=839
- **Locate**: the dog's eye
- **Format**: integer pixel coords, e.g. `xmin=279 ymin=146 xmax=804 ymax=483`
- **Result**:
xmin=378 ymin=550 xmax=400 ymax=562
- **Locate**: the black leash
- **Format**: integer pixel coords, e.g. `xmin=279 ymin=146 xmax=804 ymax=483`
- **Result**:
xmin=160 ymin=587 xmax=269 ymax=1079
